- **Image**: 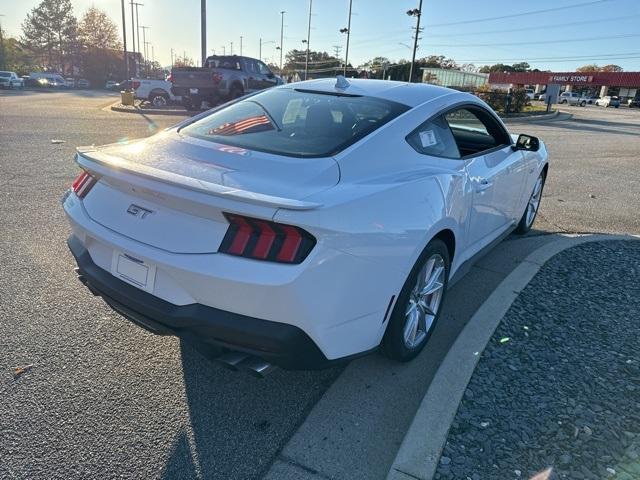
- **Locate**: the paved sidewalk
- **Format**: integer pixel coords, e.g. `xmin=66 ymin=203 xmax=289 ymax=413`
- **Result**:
xmin=434 ymin=240 xmax=640 ymax=480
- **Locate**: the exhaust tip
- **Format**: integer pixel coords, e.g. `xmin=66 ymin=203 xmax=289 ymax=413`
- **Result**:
xmin=216 ymin=351 xmax=249 ymax=371
xmin=239 ymin=356 xmax=276 ymax=378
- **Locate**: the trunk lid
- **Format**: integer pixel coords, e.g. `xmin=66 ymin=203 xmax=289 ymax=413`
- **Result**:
xmin=78 ymin=130 xmax=338 ymax=254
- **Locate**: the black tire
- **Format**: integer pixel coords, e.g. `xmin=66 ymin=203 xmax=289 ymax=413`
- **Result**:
xmin=561 ymin=100 xmax=567 ymax=104
xmin=382 ymin=238 xmax=450 ymax=362
xmin=228 ymin=85 xmax=244 ymax=101
xmin=514 ymin=171 xmax=546 ymax=235
xmin=149 ymin=91 xmax=169 ymax=107
xmin=580 ymin=101 xmax=586 ymax=107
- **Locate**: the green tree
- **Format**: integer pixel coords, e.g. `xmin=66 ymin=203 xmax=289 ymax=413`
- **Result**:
xmin=21 ymin=0 xmax=78 ymax=71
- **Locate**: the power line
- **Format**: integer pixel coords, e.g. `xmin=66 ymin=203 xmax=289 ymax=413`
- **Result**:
xmin=425 ymin=0 xmax=614 ymax=28
xmin=425 ymin=32 xmax=640 ymax=48
xmin=424 ymin=13 xmax=640 ymax=38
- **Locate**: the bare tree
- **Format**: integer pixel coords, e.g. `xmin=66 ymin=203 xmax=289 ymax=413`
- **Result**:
xmin=79 ymin=7 xmax=121 ymax=50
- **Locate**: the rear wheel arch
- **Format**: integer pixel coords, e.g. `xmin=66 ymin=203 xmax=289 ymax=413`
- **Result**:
xmin=432 ymin=228 xmax=456 ymax=264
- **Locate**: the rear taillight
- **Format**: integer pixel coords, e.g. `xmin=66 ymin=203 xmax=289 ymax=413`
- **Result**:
xmin=212 ymin=72 xmax=222 ymax=84
xmin=132 ymin=80 xmax=141 ymax=89
xmin=220 ymin=213 xmax=316 ymax=264
xmin=167 ymin=74 xmax=173 ymax=83
xmin=72 ymin=170 xmax=97 ymax=199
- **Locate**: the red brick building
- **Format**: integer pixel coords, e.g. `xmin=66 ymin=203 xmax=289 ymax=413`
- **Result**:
xmin=488 ymin=71 xmax=640 ymax=101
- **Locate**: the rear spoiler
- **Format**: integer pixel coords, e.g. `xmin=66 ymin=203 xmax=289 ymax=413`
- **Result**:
xmin=75 ymin=147 xmax=322 ymax=211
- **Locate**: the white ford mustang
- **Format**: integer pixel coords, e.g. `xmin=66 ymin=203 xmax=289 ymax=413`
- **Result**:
xmin=63 ymin=77 xmax=547 ymax=372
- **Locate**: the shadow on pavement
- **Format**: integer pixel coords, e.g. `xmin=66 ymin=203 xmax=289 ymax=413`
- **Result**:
xmin=159 ymin=339 xmax=343 ymax=480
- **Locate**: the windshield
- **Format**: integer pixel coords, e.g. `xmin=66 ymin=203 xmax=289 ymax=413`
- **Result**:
xmin=180 ymin=88 xmax=409 ymax=158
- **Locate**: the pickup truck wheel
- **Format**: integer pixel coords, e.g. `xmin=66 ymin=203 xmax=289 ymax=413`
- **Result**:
xmin=229 ymin=86 xmax=244 ymax=101
xmin=149 ymin=92 xmax=169 ymax=107
xmin=580 ymin=101 xmax=586 ymax=107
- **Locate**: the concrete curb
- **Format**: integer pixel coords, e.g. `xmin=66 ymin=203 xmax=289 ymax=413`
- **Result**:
xmin=109 ymin=102 xmax=190 ymax=116
xmin=386 ymin=233 xmax=640 ymax=480
xmin=501 ymin=110 xmax=568 ymax=124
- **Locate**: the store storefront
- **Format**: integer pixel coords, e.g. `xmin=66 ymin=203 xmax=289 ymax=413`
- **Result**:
xmin=488 ymin=71 xmax=640 ymax=102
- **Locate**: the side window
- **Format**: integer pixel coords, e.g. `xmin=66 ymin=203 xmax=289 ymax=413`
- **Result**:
xmin=257 ymin=61 xmax=271 ymax=76
xmin=244 ymin=59 xmax=259 ymax=75
xmin=406 ymin=115 xmax=461 ymax=159
xmin=444 ymin=107 xmax=509 ymax=157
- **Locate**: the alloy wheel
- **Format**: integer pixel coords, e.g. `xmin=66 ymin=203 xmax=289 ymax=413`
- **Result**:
xmin=526 ymin=175 xmax=544 ymax=227
xmin=403 ymin=254 xmax=446 ymax=349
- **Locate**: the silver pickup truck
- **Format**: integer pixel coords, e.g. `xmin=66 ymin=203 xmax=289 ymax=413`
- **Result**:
xmin=170 ymin=55 xmax=282 ymax=110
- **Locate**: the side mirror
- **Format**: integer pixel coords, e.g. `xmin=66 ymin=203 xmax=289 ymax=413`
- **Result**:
xmin=512 ymin=134 xmax=540 ymax=152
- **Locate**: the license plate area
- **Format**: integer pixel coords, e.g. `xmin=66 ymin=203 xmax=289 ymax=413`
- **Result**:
xmin=189 ymin=88 xmax=199 ymax=95
xmin=111 ymin=250 xmax=156 ymax=293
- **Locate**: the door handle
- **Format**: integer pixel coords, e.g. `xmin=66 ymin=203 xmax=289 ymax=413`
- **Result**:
xmin=476 ymin=178 xmax=493 ymax=192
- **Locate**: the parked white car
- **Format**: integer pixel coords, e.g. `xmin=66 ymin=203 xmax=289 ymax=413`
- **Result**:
xmin=525 ymin=88 xmax=535 ymax=100
xmin=63 ymin=78 xmax=548 ymax=372
xmin=0 ymin=71 xmax=24 ymax=89
xmin=131 ymin=78 xmax=180 ymax=106
xmin=558 ymin=91 xmax=587 ymax=106
xmin=595 ymin=96 xmax=620 ymax=108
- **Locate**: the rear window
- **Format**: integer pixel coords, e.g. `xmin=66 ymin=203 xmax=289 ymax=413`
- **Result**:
xmin=205 ymin=56 xmax=241 ymax=70
xmin=180 ymin=88 xmax=409 ymax=158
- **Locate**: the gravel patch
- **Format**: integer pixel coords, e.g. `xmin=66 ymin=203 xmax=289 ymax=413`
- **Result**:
xmin=434 ymin=240 xmax=640 ymax=480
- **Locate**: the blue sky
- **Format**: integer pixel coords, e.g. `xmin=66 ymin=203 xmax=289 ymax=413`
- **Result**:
xmin=3 ymin=0 xmax=640 ymax=71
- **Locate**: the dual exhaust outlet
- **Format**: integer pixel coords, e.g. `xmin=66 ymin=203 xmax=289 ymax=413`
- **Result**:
xmin=215 ymin=351 xmax=276 ymax=378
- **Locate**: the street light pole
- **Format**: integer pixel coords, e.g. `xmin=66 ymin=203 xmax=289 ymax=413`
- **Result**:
xmin=304 ymin=0 xmax=312 ymax=80
xmin=240 ymin=36 xmax=243 ymax=56
xmin=279 ymin=10 xmax=285 ymax=71
xmin=221 ymin=45 xmax=226 ymax=55
xmin=343 ymin=0 xmax=353 ymax=76
xmin=201 ymin=0 xmax=206 ymax=67
xmin=230 ymin=41 xmax=233 ymax=55
xmin=120 ymin=1 xmax=128 ymax=80
xmin=133 ymin=2 xmax=142 ymax=62
xmin=407 ymin=0 xmax=423 ymax=83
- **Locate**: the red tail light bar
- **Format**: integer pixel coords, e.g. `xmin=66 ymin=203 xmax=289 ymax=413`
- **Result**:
xmin=72 ymin=170 xmax=97 ymax=199
xmin=220 ymin=213 xmax=316 ymax=264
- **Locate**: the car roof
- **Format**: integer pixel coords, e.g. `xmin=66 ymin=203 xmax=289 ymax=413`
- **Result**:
xmin=278 ymin=78 xmax=461 ymax=108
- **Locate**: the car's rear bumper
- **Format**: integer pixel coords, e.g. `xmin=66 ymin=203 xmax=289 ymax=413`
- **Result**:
xmin=67 ymin=234 xmax=340 ymax=369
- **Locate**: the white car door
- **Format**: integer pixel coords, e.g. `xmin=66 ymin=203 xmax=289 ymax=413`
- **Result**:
xmin=444 ymin=107 xmax=527 ymax=250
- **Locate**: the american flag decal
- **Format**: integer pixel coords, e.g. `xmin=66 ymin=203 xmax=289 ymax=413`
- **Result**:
xmin=209 ymin=115 xmax=273 ymax=136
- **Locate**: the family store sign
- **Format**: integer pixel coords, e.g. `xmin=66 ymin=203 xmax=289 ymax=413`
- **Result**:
xmin=548 ymin=74 xmax=594 ymax=84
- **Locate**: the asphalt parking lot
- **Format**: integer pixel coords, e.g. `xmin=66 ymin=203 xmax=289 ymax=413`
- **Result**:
xmin=1 ymin=90 xmax=639 ymax=480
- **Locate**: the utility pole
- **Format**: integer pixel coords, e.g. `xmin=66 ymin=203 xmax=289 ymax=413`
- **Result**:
xmin=230 ymin=41 xmax=233 ymax=55
xmin=221 ymin=45 xmax=226 ymax=55
xmin=141 ymin=26 xmax=149 ymax=59
xmin=133 ymin=2 xmax=143 ymax=62
xmin=259 ymin=38 xmax=262 ymax=62
xmin=332 ymin=45 xmax=342 ymax=76
xmin=129 ymin=2 xmax=136 ymax=75
xmin=341 ymin=0 xmax=353 ymax=76
xmin=120 ymin=1 xmax=128 ymax=80
xmin=304 ymin=0 xmax=312 ymax=80
xmin=170 ymin=48 xmax=174 ymax=67
xmin=201 ymin=0 xmax=206 ymax=67
xmin=240 ymin=36 xmax=243 ymax=56
xmin=279 ymin=11 xmax=285 ymax=71
xmin=407 ymin=0 xmax=423 ymax=83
